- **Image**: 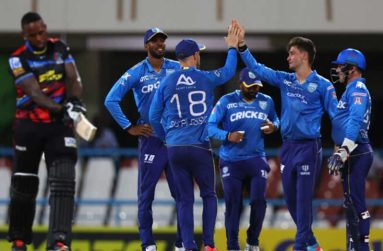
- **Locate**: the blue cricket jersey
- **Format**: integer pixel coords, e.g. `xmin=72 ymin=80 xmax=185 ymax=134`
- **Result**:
xmin=208 ymin=90 xmax=279 ymax=161
xmin=149 ymin=48 xmax=237 ymax=145
xmin=104 ymin=58 xmax=180 ymax=131
xmin=240 ymin=49 xmax=338 ymax=140
xmin=331 ymin=78 xmax=371 ymax=145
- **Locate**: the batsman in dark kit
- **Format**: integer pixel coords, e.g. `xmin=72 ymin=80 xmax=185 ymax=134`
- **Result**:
xmin=7 ymin=12 xmax=87 ymax=251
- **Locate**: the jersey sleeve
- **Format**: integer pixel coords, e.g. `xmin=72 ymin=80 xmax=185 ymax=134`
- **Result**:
xmin=8 ymin=56 xmax=34 ymax=85
xmin=239 ymin=49 xmax=288 ymax=88
xmin=57 ymin=40 xmax=75 ymax=64
xmin=268 ymin=98 xmax=280 ymax=129
xmin=321 ymin=81 xmax=338 ymax=120
xmin=104 ymin=67 xmax=140 ymax=129
xmin=203 ymin=48 xmax=237 ymax=86
xmin=207 ymin=97 xmax=229 ymax=141
xmin=149 ymin=82 xmax=166 ymax=141
xmin=345 ymin=86 xmax=369 ymax=141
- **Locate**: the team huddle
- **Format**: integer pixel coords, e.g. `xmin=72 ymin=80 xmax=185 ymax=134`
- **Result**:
xmin=7 ymin=11 xmax=373 ymax=251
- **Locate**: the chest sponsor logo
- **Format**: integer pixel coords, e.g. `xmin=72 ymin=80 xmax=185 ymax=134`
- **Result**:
xmin=144 ymin=154 xmax=155 ymax=164
xmin=176 ymin=74 xmax=196 ymax=86
xmin=286 ymin=92 xmax=308 ymax=104
xmin=283 ymin=80 xmax=292 ymax=86
xmin=307 ymin=83 xmax=318 ymax=93
xmin=227 ymin=103 xmax=238 ymax=109
xmin=141 ymin=81 xmax=160 ymax=93
xmin=39 ymin=70 xmax=63 ymax=82
xmin=259 ymin=101 xmax=267 ymax=110
xmin=337 ymin=100 xmax=347 ymax=109
xmin=230 ymin=111 xmax=267 ymax=122
xmin=222 ymin=166 xmax=230 ymax=178
xmin=140 ymin=74 xmax=155 ymax=82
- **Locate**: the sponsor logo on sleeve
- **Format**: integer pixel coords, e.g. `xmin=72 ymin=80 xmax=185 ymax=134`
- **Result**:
xmin=354 ymin=96 xmax=362 ymax=105
xmin=9 ymin=57 xmax=25 ymax=76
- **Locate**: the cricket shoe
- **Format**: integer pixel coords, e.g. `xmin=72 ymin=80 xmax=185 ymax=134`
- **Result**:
xmin=12 ymin=240 xmax=27 ymax=251
xmin=244 ymin=243 xmax=260 ymax=251
xmin=204 ymin=246 xmax=218 ymax=251
xmin=307 ymin=243 xmax=323 ymax=251
xmin=175 ymin=246 xmax=185 ymax=251
xmin=146 ymin=245 xmax=157 ymax=251
xmin=51 ymin=242 xmax=69 ymax=251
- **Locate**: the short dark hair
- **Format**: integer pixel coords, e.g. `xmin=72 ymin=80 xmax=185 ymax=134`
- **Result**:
xmin=21 ymin=12 xmax=42 ymax=28
xmin=287 ymin=36 xmax=316 ymax=66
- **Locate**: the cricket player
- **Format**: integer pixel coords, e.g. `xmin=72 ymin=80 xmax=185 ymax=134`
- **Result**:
xmin=149 ymin=24 xmax=239 ymax=251
xmin=104 ymin=28 xmax=183 ymax=251
xmin=208 ymin=68 xmax=279 ymax=251
xmin=232 ymin=19 xmax=338 ymax=251
xmin=328 ymin=48 xmax=373 ymax=251
xmin=8 ymin=12 xmax=86 ymax=251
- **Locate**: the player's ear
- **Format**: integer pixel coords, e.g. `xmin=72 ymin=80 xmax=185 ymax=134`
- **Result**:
xmin=21 ymin=31 xmax=27 ymax=40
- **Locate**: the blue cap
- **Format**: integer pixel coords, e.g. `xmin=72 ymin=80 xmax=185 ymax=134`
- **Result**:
xmin=175 ymin=39 xmax=206 ymax=60
xmin=332 ymin=48 xmax=366 ymax=71
xmin=144 ymin=28 xmax=168 ymax=44
xmin=239 ymin=68 xmax=263 ymax=87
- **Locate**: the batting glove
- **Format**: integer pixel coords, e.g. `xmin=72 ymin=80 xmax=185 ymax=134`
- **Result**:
xmin=328 ymin=138 xmax=358 ymax=175
xmin=62 ymin=97 xmax=86 ymax=124
xmin=328 ymin=147 xmax=349 ymax=175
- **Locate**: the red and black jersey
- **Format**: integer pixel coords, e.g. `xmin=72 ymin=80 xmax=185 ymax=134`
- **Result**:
xmin=8 ymin=38 xmax=74 ymax=123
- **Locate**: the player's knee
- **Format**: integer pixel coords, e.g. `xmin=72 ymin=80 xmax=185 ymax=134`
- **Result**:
xmin=200 ymin=189 xmax=217 ymax=200
xmin=10 ymin=173 xmax=39 ymax=201
xmin=48 ymin=159 xmax=75 ymax=196
xmin=250 ymin=197 xmax=266 ymax=208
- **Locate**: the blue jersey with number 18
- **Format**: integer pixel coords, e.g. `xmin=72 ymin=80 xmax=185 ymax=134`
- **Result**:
xmin=149 ymin=48 xmax=237 ymax=145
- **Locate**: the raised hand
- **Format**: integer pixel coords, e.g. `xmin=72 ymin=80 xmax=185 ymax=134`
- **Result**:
xmin=225 ymin=19 xmax=240 ymax=49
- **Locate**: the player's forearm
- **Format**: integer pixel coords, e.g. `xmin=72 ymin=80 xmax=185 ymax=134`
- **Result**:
xmin=29 ymin=89 xmax=62 ymax=112
xmin=65 ymin=62 xmax=83 ymax=98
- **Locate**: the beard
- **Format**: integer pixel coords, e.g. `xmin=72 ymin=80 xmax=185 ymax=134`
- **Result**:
xmin=149 ymin=48 xmax=165 ymax=59
xmin=242 ymin=91 xmax=257 ymax=100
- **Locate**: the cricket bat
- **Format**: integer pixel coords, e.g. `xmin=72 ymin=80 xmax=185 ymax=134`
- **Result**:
xmin=75 ymin=113 xmax=97 ymax=141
